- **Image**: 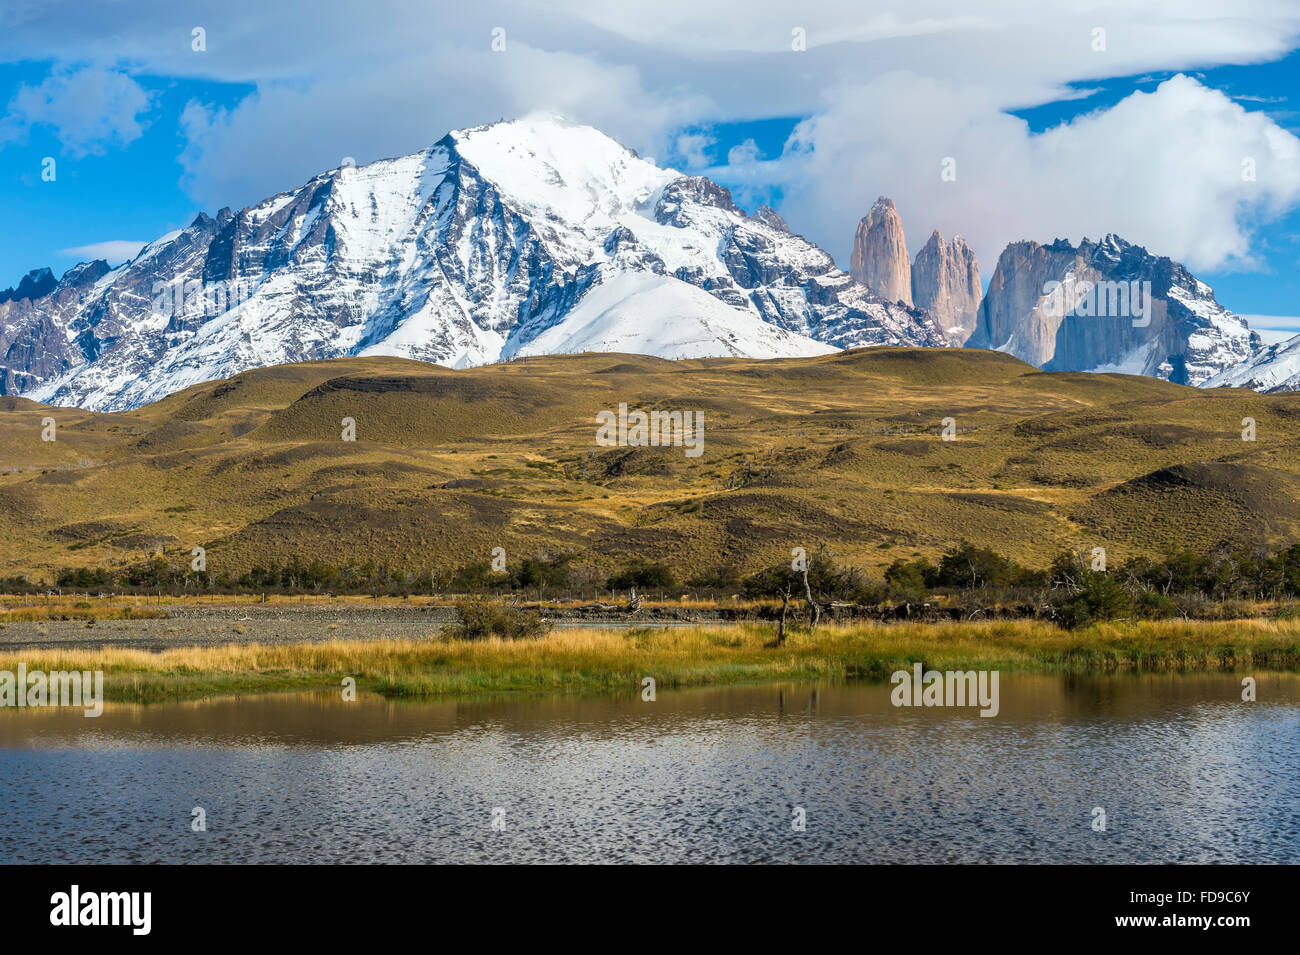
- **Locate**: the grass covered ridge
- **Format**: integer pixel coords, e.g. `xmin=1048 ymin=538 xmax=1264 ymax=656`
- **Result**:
xmin=7 ymin=348 xmax=1300 ymax=585
xmin=2 ymin=619 xmax=1298 ymax=704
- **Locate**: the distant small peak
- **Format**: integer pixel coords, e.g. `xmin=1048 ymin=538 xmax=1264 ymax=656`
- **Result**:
xmin=753 ymin=204 xmax=791 ymax=233
xmin=0 ymin=266 xmax=57 ymax=303
xmin=59 ymin=259 xmax=111 ymax=288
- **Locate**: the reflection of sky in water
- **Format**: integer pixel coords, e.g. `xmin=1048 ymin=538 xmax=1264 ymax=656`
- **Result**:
xmin=0 ymin=674 xmax=1296 ymax=863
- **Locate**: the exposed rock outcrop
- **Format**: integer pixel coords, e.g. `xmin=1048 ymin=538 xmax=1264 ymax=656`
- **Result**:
xmin=1205 ymin=332 xmax=1300 ymax=393
xmin=966 ymin=234 xmax=1257 ymax=386
xmin=752 ymin=204 xmax=790 ymax=234
xmin=849 ymin=197 xmax=911 ymax=305
xmin=911 ymin=231 xmax=981 ymax=343
xmin=0 ymin=267 xmax=57 ymax=305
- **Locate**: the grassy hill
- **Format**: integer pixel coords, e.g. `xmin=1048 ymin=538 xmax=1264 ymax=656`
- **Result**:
xmin=2 ymin=347 xmax=1298 ymax=584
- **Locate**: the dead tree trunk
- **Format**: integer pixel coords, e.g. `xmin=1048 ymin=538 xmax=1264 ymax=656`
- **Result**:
xmin=776 ymin=586 xmax=791 ymax=646
xmin=801 ymin=566 xmax=821 ymax=630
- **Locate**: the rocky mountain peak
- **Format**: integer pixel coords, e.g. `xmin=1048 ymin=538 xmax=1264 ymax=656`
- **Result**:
xmin=911 ymin=230 xmax=981 ymax=343
xmin=849 ymin=196 xmax=912 ymax=305
xmin=753 ymin=204 xmax=790 ymax=234
xmin=966 ymin=234 xmax=1257 ymax=385
xmin=0 ymin=267 xmax=57 ymax=304
xmin=1 ymin=116 xmax=939 ymax=410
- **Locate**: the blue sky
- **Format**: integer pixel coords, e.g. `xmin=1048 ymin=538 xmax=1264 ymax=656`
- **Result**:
xmin=1 ymin=2 xmax=1298 ymax=337
xmin=0 ymin=66 xmax=252 ymax=281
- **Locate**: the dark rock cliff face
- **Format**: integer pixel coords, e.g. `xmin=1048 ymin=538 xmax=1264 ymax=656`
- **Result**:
xmin=0 ymin=268 xmax=57 ymax=304
xmin=911 ymin=230 xmax=981 ymax=343
xmin=967 ymin=234 xmax=1257 ymax=385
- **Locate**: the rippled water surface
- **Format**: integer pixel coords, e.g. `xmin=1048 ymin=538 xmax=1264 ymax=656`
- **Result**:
xmin=2 ymin=673 xmax=1297 ymax=863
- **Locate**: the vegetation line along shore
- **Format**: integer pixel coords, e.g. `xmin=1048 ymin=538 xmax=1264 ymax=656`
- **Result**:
xmin=2 ymin=619 xmax=1298 ymax=704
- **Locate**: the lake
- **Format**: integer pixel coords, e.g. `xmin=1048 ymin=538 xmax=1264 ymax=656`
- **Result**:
xmin=2 ymin=672 xmax=1297 ymax=863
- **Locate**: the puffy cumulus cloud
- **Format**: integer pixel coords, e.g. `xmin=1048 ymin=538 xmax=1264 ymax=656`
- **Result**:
xmin=775 ymin=74 xmax=1300 ymax=274
xmin=2 ymin=0 xmax=1300 ymax=272
xmin=0 ymin=66 xmax=151 ymax=155
xmin=178 ymin=42 xmax=712 ymax=211
xmin=673 ymin=132 xmax=717 ymax=169
xmin=703 ymin=139 xmax=784 ymax=212
xmin=726 ymin=139 xmax=762 ymax=165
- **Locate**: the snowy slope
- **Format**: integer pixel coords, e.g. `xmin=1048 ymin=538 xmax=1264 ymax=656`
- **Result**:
xmin=1203 ymin=332 xmax=1300 ymax=393
xmin=4 ymin=115 xmax=939 ymax=411
xmin=511 ymin=273 xmax=838 ymax=360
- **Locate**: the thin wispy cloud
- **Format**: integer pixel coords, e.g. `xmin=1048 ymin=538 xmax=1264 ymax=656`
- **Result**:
xmin=58 ymin=240 xmax=148 ymax=264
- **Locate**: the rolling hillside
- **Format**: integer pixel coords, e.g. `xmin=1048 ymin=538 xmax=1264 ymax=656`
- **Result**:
xmin=2 ymin=347 xmax=1298 ymax=584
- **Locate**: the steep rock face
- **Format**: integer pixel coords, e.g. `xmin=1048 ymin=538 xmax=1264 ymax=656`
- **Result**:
xmin=2 ymin=117 xmax=942 ymax=411
xmin=849 ymin=197 xmax=911 ymax=305
xmin=0 ymin=268 xmax=57 ymax=304
xmin=0 ymin=261 xmax=110 ymax=396
xmin=911 ymin=231 xmax=981 ymax=343
xmin=966 ymin=234 xmax=1257 ymax=385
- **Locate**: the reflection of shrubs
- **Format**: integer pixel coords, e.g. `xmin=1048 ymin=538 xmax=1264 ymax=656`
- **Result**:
xmin=445 ymin=599 xmax=550 ymax=641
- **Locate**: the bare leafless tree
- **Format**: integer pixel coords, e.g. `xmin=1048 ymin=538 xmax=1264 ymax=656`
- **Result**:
xmin=776 ymin=583 xmax=793 ymax=646
xmin=801 ymin=564 xmax=821 ymax=630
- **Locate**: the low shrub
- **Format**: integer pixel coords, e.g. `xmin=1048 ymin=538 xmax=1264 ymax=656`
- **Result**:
xmin=445 ymin=599 xmax=551 ymax=641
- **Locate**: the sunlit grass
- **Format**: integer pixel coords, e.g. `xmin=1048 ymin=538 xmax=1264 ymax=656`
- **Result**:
xmin=1 ymin=618 xmax=1296 ymax=704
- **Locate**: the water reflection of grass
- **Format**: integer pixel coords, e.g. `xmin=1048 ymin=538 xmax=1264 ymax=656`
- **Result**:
xmin=1 ymin=619 xmax=1297 ymax=703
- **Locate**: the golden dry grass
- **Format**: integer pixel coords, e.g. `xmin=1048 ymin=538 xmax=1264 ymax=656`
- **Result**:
xmin=3 ymin=348 xmax=1299 ymax=583
xmin=2 ymin=617 xmax=1295 ymax=703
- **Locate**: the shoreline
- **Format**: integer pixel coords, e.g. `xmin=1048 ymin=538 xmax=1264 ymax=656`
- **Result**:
xmin=0 ymin=618 xmax=1297 ymax=705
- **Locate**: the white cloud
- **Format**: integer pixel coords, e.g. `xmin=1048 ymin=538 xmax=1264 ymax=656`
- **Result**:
xmin=776 ymin=74 xmax=1300 ymax=274
xmin=176 ymin=41 xmax=713 ymax=211
xmin=674 ymin=132 xmax=716 ymax=169
xmin=58 ymin=240 xmax=148 ymax=264
xmin=726 ymin=139 xmax=761 ymax=165
xmin=2 ymin=1 xmax=1300 ymax=276
xmin=0 ymin=66 xmax=151 ymax=155
xmin=1241 ymin=314 xmax=1300 ymax=344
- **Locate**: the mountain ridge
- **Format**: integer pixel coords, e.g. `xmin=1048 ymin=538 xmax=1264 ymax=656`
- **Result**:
xmin=0 ymin=115 xmax=939 ymax=411
xmin=966 ymin=233 xmax=1258 ymax=386
xmin=0 ymin=115 xmax=1277 ymax=409
xmin=4 ymin=347 xmax=1299 ymax=582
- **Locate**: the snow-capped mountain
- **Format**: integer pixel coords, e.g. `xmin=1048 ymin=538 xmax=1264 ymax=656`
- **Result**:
xmin=1204 ymin=332 xmax=1300 ymax=393
xmin=1 ymin=115 xmax=941 ymax=411
xmin=967 ymin=234 xmax=1258 ymax=386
